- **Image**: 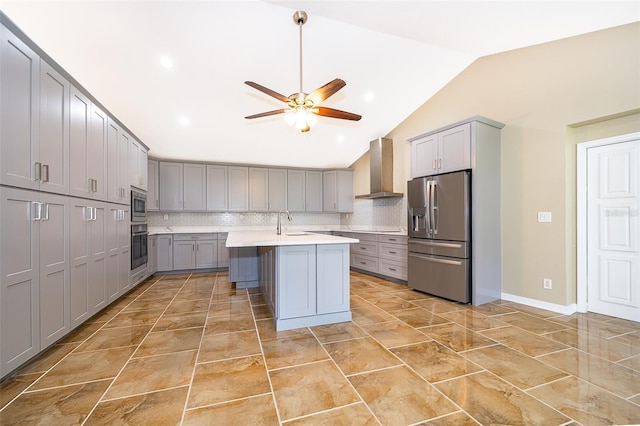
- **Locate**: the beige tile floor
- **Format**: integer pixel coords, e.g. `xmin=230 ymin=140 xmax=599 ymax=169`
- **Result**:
xmin=1 ymin=271 xmax=640 ymax=425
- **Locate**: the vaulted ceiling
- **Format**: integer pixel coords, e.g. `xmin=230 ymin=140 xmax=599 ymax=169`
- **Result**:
xmin=2 ymin=1 xmax=638 ymax=168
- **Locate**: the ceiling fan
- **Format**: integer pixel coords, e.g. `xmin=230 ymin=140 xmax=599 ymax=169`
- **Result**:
xmin=244 ymin=10 xmax=362 ymax=133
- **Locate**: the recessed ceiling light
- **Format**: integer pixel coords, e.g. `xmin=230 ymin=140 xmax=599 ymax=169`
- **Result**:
xmin=178 ymin=116 xmax=190 ymax=126
xmin=160 ymin=56 xmax=173 ymax=69
xmin=364 ymin=91 xmax=374 ymax=102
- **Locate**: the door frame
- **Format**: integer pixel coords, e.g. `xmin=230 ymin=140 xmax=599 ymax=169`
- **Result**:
xmin=576 ymin=131 xmax=640 ymax=313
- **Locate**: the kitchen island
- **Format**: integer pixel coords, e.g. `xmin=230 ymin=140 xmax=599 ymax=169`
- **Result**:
xmin=226 ymin=231 xmax=359 ymax=331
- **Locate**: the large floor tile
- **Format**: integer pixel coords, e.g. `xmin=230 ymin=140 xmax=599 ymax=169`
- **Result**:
xmin=419 ymin=323 xmax=497 ymax=352
xmin=133 ymin=327 xmax=203 ymax=358
xmin=391 ymin=341 xmax=482 ymax=383
xmin=152 ymin=310 xmax=208 ymax=331
xmin=538 ymin=348 xmax=640 ymax=398
xmin=104 ymin=350 xmax=197 ymax=399
xmin=369 ymin=296 xmax=418 ymax=313
xmin=618 ymin=353 xmax=640 ymax=371
xmin=0 ymin=380 xmax=111 ymax=425
xmin=188 ymin=355 xmax=271 ymax=408
xmin=270 ymin=360 xmax=360 ymax=421
xmin=204 ymin=313 xmax=255 ymax=335
xmin=198 ymin=330 xmax=262 ymax=363
xmin=164 ymin=299 xmax=211 ymax=315
xmin=546 ymin=328 xmax=640 ymax=362
xmin=102 ymin=308 xmax=165 ymax=329
xmin=349 ymin=365 xmax=457 ymax=425
xmin=283 ymin=402 xmax=378 ymax=425
xmin=495 ymin=312 xmax=568 ymax=334
xmin=207 ymin=300 xmax=252 ymax=317
xmin=350 ymin=306 xmax=397 ymax=326
xmin=391 ymin=308 xmax=450 ymax=328
xmin=435 ymin=371 xmax=569 ymax=425
xmin=361 ymin=320 xmax=431 ymax=348
xmin=528 ymin=376 xmax=640 ymax=425
xmin=422 ymin=411 xmax=479 ymax=425
xmin=255 ymin=319 xmax=312 ymax=341
xmin=262 ymin=335 xmax=329 ymax=370
xmin=323 ymin=337 xmax=402 ymax=375
xmin=438 ymin=310 xmax=509 ymax=331
xmin=30 ymin=346 xmax=136 ymax=390
xmin=84 ymin=386 xmax=188 ymax=425
xmin=75 ymin=325 xmax=151 ymax=352
xmin=310 ymin=322 xmax=368 ymax=344
xmin=0 ymin=373 xmax=40 ymax=409
xmin=12 ymin=343 xmax=78 ymax=375
xmin=183 ymin=394 xmax=279 ymax=426
xmin=479 ymin=325 xmax=568 ymax=357
xmin=462 ymin=344 xmax=568 ymax=389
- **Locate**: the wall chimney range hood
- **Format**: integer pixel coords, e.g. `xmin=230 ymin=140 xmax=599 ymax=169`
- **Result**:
xmin=355 ymin=137 xmax=403 ymax=199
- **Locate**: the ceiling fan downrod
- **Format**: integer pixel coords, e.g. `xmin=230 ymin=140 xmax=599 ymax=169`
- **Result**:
xmin=293 ymin=10 xmax=307 ymax=100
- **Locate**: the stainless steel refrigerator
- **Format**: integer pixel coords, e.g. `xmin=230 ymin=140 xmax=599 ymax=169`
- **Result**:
xmin=407 ymin=170 xmax=471 ymax=303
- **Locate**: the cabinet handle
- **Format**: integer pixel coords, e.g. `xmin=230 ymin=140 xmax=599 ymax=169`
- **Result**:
xmin=34 ymin=162 xmax=42 ymax=181
xmin=438 ymin=159 xmax=442 ymax=169
xmin=432 ymin=159 xmax=436 ymax=169
xmin=85 ymin=206 xmax=92 ymax=221
xmin=32 ymin=201 xmax=42 ymax=221
xmin=360 ymin=247 xmax=367 ymax=250
xmin=43 ymin=203 xmax=49 ymax=221
xmin=388 ymin=238 xmax=396 ymax=242
xmin=42 ymin=165 xmax=49 ymax=182
xmin=94 ymin=179 xmax=98 ymax=192
xmin=388 ymin=268 xmax=397 ymax=271
xmin=360 ymin=261 xmax=366 ymax=265
xmin=389 ymin=251 xmax=397 ymax=254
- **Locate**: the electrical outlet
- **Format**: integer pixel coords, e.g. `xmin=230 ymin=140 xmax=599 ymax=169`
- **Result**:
xmin=163 ymin=214 xmax=168 ymax=220
xmin=538 ymin=212 xmax=552 ymax=223
xmin=543 ymin=278 xmax=552 ymax=289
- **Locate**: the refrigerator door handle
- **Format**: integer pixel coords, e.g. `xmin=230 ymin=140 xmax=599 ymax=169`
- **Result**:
xmin=430 ymin=181 xmax=438 ymax=234
xmin=409 ymin=239 xmax=464 ymax=249
xmin=425 ymin=180 xmax=431 ymax=234
xmin=409 ymin=252 xmax=463 ymax=266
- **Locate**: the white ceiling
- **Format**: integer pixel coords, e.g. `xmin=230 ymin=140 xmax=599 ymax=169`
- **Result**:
xmin=2 ymin=1 xmax=638 ymax=168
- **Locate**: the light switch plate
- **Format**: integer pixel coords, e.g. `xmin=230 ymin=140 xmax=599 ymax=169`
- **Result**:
xmin=537 ymin=212 xmax=552 ymax=223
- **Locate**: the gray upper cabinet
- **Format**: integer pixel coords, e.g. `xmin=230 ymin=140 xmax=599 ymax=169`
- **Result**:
xmin=249 ymin=167 xmax=269 ymax=211
xmin=147 ymin=159 xmax=159 ymax=211
xmin=159 ymin=162 xmax=183 ymax=210
xmin=268 ymin=168 xmax=287 ymax=211
xmin=183 ymin=163 xmax=206 ymax=211
xmin=129 ymin=139 xmax=147 ymax=191
xmin=228 ymin=167 xmax=248 ymax=211
xmin=107 ymin=119 xmax=129 ymax=204
xmin=287 ymin=170 xmax=305 ymax=211
xmin=305 ymin=170 xmax=323 ymax=212
xmin=70 ymin=88 xmax=107 ymax=201
xmin=323 ymin=170 xmax=354 ymax=213
xmin=207 ymin=165 xmax=228 ymax=211
xmin=0 ymin=27 xmax=40 ymax=191
xmin=411 ymin=122 xmax=471 ymax=178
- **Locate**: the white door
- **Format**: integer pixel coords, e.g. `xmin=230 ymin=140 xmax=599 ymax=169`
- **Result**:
xmin=587 ymin=139 xmax=639 ymax=321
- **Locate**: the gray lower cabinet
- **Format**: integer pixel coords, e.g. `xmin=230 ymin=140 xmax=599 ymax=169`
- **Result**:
xmin=147 ymin=235 xmax=158 ymax=276
xmin=106 ymin=205 xmax=130 ymax=303
xmin=335 ymin=231 xmax=408 ymax=281
xmin=157 ymin=235 xmax=173 ymax=272
xmin=1 ymin=187 xmax=70 ymax=377
xmin=172 ymin=234 xmax=217 ymax=270
xmin=217 ymin=233 xmax=229 ymax=268
xmin=229 ymin=247 xmax=258 ymax=286
xmin=277 ymin=245 xmax=317 ymax=319
xmin=69 ymin=198 xmax=107 ymax=329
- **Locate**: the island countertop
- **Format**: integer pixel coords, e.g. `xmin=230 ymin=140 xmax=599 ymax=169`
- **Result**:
xmin=226 ymin=230 xmax=359 ymax=247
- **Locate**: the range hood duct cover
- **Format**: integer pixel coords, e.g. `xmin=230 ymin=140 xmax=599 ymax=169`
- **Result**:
xmin=355 ymin=137 xmax=404 ymax=199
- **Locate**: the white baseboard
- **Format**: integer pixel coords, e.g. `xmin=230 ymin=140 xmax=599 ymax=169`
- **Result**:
xmin=501 ymin=292 xmax=577 ymax=316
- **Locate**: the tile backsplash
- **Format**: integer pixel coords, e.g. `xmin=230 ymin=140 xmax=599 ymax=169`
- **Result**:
xmin=147 ymin=197 xmax=406 ymax=228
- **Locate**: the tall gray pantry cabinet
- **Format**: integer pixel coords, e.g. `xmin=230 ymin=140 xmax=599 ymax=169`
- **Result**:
xmin=0 ymin=16 xmax=148 ymax=379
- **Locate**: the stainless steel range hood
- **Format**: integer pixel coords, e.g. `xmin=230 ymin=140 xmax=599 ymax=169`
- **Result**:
xmin=355 ymin=137 xmax=404 ymax=199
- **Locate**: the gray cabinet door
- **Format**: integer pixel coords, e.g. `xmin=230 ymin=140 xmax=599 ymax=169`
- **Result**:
xmin=147 ymin=160 xmax=159 ymax=211
xmin=229 ymin=247 xmax=258 ymax=282
xmin=88 ymin=104 xmax=107 ymax=201
xmin=117 ymin=131 xmax=130 ymax=203
xmin=0 ymin=27 xmax=39 ymax=191
xmin=228 ymin=166 xmax=248 ymax=211
xmin=217 ymin=238 xmax=229 ymax=268
xmin=69 ymin=87 xmax=91 ymax=198
xmin=249 ymin=167 xmax=269 ymax=211
xmin=323 ymin=170 xmax=337 ymax=212
xmin=159 ymin=162 xmax=184 ymax=210
xmin=0 ymin=187 xmax=40 ymax=376
xmin=39 ymin=61 xmax=69 ymax=195
xmin=69 ymin=199 xmax=91 ymax=328
xmin=411 ymin=134 xmax=437 ymax=178
xmin=118 ymin=206 xmax=131 ymax=294
xmin=183 ymin=163 xmax=206 ymax=211
xmin=147 ymin=235 xmax=157 ymax=276
xmin=196 ymin=239 xmax=217 ymax=268
xmin=106 ymin=205 xmax=121 ymax=303
xmin=157 ymin=235 xmax=173 ymax=272
xmin=439 ymin=122 xmax=471 ymax=173
xmin=107 ymin=121 xmax=129 ymax=204
xmin=316 ymin=244 xmax=350 ymax=314
xmin=38 ymin=192 xmax=70 ymax=349
xmin=207 ymin=165 xmax=228 ymax=211
xmin=305 ymin=170 xmax=323 ymax=212
xmin=268 ymin=168 xmax=287 ymax=211
xmin=173 ymin=240 xmax=195 ymax=270
xmin=129 ymin=139 xmax=147 ymax=190
xmin=335 ymin=170 xmax=354 ymax=213
xmin=277 ymin=245 xmax=316 ymax=319
xmin=89 ymin=202 xmax=107 ymax=315
xmin=287 ymin=170 xmax=305 ymax=211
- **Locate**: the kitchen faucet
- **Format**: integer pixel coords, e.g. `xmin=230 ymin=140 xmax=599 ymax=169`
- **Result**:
xmin=277 ymin=209 xmax=293 ymax=235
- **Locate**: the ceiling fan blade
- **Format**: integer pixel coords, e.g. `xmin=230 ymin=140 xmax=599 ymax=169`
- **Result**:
xmin=312 ymin=106 xmax=361 ymax=121
xmin=245 ymin=109 xmax=288 ymax=119
xmin=307 ymin=79 xmax=346 ymax=104
xmin=245 ymin=81 xmax=290 ymax=103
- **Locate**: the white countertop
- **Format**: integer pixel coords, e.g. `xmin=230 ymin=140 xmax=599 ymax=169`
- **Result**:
xmin=225 ymin=231 xmax=359 ymax=247
xmin=148 ymin=225 xmax=407 ymax=236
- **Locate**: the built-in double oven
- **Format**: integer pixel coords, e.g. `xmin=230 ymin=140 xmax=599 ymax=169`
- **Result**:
xmin=130 ymin=189 xmax=148 ymax=270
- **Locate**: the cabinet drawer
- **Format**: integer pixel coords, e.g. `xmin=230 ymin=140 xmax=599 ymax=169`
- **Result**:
xmin=173 ymin=233 xmax=215 ymax=241
xmin=353 ymin=232 xmax=378 ymax=242
xmin=351 ymin=254 xmax=378 ymax=273
xmin=378 ymin=259 xmax=407 ymax=280
xmin=378 ymin=243 xmax=407 ymax=261
xmin=378 ymin=235 xmax=407 ymax=244
xmin=351 ymin=242 xmax=378 ymax=257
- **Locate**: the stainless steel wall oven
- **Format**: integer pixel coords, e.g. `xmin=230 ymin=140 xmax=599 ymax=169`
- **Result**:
xmin=131 ymin=189 xmax=146 ymax=223
xmin=131 ymin=223 xmax=148 ymax=270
